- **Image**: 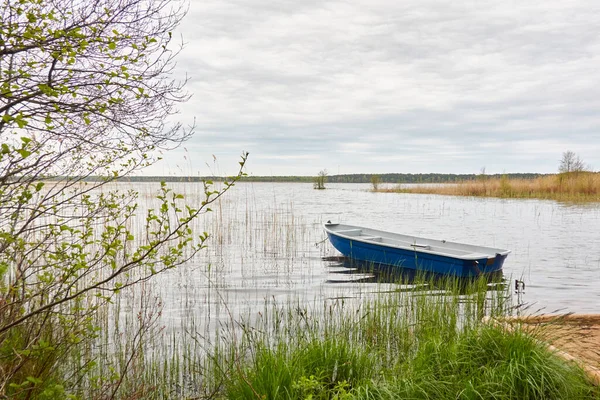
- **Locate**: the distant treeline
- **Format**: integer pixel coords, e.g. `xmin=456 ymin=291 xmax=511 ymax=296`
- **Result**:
xmin=102 ymin=172 xmax=547 ymax=184
xmin=242 ymin=173 xmax=546 ymax=183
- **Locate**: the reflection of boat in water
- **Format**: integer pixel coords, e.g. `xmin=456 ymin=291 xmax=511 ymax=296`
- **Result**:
xmin=323 ymin=256 xmax=505 ymax=293
xmin=324 ymin=222 xmax=510 ymax=278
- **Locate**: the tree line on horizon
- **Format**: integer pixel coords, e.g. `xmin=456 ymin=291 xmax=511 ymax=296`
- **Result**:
xmin=95 ymin=172 xmax=548 ymax=183
xmin=52 ymin=150 xmax=590 ymax=184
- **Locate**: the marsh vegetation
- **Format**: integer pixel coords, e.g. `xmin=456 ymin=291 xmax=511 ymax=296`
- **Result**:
xmin=22 ymin=255 xmax=600 ymax=399
xmin=2 ymin=178 xmax=600 ymax=398
xmin=382 ymin=172 xmax=600 ymax=202
xmin=314 ymin=170 xmax=328 ymax=190
xmin=380 ymin=152 xmax=599 ymax=202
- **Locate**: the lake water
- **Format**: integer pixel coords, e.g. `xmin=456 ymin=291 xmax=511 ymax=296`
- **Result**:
xmin=136 ymin=181 xmax=600 ymax=334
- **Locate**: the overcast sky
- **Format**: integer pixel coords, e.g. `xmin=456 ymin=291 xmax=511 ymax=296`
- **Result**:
xmin=148 ymin=0 xmax=600 ymax=176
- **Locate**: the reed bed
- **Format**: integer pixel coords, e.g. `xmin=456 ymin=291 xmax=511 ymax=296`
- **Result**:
xmin=8 ymin=182 xmax=600 ymax=399
xmin=64 ymin=275 xmax=600 ymax=399
xmin=385 ymin=172 xmax=600 ymax=202
xmin=199 ymin=276 xmax=597 ymax=399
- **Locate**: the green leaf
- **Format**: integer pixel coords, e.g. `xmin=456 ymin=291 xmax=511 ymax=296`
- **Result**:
xmin=26 ymin=376 xmax=43 ymax=385
xmin=15 ymin=114 xmax=28 ymax=128
xmin=38 ymin=83 xmax=55 ymax=96
xmin=0 ymin=262 xmax=8 ymax=279
xmin=17 ymin=149 xmax=31 ymax=158
xmin=108 ymin=42 xmax=116 ymax=50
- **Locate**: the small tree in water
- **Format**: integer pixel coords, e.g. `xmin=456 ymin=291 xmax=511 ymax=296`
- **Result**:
xmin=371 ymin=174 xmax=381 ymax=191
xmin=314 ymin=169 xmax=328 ymax=189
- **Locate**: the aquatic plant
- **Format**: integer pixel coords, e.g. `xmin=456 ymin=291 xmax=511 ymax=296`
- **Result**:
xmin=314 ymin=170 xmax=328 ymax=190
xmin=199 ymin=276 xmax=598 ymax=399
xmin=371 ymin=175 xmax=381 ymax=191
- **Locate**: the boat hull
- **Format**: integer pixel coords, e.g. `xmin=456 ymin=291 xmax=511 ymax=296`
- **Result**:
xmin=325 ymin=223 xmax=509 ymax=278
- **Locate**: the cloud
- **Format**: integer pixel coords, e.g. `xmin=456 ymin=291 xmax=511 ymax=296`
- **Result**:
xmin=147 ymin=0 xmax=600 ymax=175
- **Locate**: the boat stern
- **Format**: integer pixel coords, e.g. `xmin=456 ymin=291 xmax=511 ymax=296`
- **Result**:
xmin=468 ymin=252 xmax=509 ymax=276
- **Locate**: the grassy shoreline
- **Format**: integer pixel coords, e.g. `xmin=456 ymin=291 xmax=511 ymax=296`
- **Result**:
xmin=5 ymin=188 xmax=600 ymax=399
xmin=60 ymin=276 xmax=599 ymax=399
xmin=379 ymin=172 xmax=600 ymax=202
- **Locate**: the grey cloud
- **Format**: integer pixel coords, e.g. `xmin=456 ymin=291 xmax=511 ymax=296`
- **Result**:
xmin=149 ymin=0 xmax=600 ymax=175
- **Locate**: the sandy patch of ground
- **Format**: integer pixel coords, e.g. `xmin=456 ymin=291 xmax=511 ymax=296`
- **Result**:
xmin=487 ymin=314 xmax=600 ymax=385
xmin=521 ymin=314 xmax=600 ymax=369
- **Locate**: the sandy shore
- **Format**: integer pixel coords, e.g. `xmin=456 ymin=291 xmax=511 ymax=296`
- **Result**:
xmin=484 ymin=314 xmax=600 ymax=385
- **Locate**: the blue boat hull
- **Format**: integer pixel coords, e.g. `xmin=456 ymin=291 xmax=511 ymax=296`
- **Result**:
xmin=326 ymin=231 xmax=507 ymax=278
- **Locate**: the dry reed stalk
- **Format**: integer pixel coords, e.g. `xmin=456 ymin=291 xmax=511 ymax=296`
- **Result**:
xmin=386 ymin=173 xmax=600 ymax=201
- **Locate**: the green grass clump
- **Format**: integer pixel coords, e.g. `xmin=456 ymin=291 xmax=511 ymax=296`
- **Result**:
xmin=227 ymin=339 xmax=375 ymax=399
xmin=210 ymin=277 xmax=598 ymax=399
xmin=385 ymin=325 xmax=596 ymax=399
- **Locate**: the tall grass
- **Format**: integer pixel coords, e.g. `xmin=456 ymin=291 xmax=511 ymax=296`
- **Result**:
xmin=197 ymin=276 xmax=598 ymax=399
xmin=16 ymin=183 xmax=599 ymax=399
xmin=387 ymin=172 xmax=600 ymax=202
xmin=32 ymin=276 xmax=600 ymax=399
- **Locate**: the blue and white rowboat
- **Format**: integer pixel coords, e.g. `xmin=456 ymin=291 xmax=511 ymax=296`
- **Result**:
xmin=324 ymin=222 xmax=510 ymax=278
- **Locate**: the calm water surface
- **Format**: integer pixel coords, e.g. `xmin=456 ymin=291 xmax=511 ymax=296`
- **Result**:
xmin=146 ymin=182 xmax=600 ymax=331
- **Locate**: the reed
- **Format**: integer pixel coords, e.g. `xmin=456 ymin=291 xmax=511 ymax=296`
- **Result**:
xmin=200 ymin=275 xmax=598 ymax=399
xmin=385 ymin=172 xmax=600 ymax=202
xmin=9 ymin=184 xmax=599 ymax=399
xmin=19 ymin=276 xmax=600 ymax=399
